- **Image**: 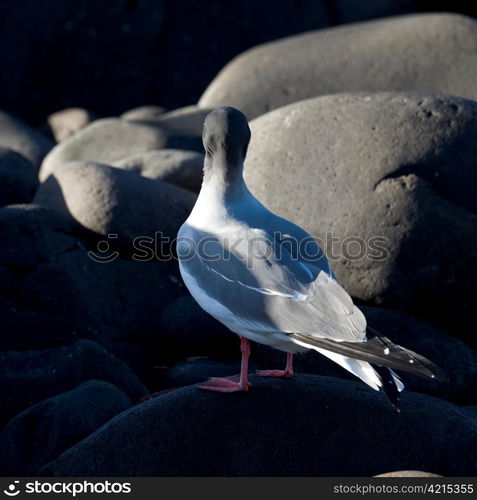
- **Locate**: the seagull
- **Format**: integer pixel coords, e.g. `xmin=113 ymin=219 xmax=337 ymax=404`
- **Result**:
xmin=177 ymin=107 xmax=446 ymax=410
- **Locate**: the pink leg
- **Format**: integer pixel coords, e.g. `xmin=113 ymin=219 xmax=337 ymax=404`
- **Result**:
xmin=255 ymin=352 xmax=294 ymax=378
xmin=198 ymin=337 xmax=251 ymax=392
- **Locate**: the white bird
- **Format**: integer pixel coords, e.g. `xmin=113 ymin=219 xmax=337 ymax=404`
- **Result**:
xmin=177 ymin=107 xmax=445 ymax=410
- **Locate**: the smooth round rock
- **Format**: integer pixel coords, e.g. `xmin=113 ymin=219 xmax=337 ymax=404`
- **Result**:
xmin=199 ymin=13 xmax=477 ymax=119
xmin=0 ymin=380 xmax=132 ymax=475
xmin=34 ymin=161 xmax=196 ymax=247
xmin=0 ymin=110 xmax=53 ymax=167
xmin=244 ymin=92 xmax=477 ymax=342
xmin=113 ymin=149 xmax=204 ymax=192
xmin=40 ymin=374 xmax=477 ymax=477
xmin=0 ymin=148 xmax=38 ymax=206
xmin=44 ymin=107 xmax=96 ymax=142
xmin=39 ymin=118 xmax=203 ymax=182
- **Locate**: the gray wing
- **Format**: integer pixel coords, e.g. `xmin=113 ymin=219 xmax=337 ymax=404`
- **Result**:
xmin=177 ymin=223 xmax=366 ymax=342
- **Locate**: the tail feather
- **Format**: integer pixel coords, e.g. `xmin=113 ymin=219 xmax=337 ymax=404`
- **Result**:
xmin=374 ymin=365 xmax=401 ymax=413
xmin=289 ymin=331 xmax=447 ymax=382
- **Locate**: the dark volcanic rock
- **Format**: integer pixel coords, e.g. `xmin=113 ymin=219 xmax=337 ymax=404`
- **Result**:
xmin=200 ymin=13 xmax=477 ymax=119
xmin=40 ymin=374 xmax=477 ymax=477
xmin=0 ymin=340 xmax=146 ymax=427
xmin=0 ymin=149 xmax=39 ymax=206
xmin=0 ymin=300 xmax=82 ymax=352
xmin=35 ymin=161 xmax=196 ymax=248
xmin=254 ymin=306 xmax=477 ymax=405
xmin=0 ymin=380 xmax=132 ymax=475
xmin=39 ymin=118 xmax=203 ymax=181
xmin=0 ymin=110 xmax=53 ymax=167
xmin=113 ymin=149 xmax=204 ymax=193
xmin=244 ymin=92 xmax=477 ymax=343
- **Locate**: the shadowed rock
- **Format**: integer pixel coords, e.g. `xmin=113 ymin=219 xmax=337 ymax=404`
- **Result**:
xmin=0 ymin=380 xmax=132 ymax=475
xmin=0 ymin=149 xmax=38 ymax=206
xmin=40 ymin=374 xmax=477 ymax=477
xmin=0 ymin=340 xmax=147 ymax=427
xmin=0 ymin=205 xmax=186 ymax=355
xmin=0 ymin=110 xmax=53 ymax=167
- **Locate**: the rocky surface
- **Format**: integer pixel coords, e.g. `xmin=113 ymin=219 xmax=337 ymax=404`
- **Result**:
xmin=43 ymin=107 xmax=96 ymax=143
xmin=0 ymin=340 xmax=146 ymax=427
xmin=35 ymin=161 xmax=196 ymax=248
xmin=244 ymin=92 xmax=477 ymax=343
xmin=0 ymin=148 xmax=38 ymax=206
xmin=40 ymin=374 xmax=477 ymax=477
xmin=0 ymin=110 xmax=53 ymax=167
xmin=200 ymin=14 xmax=477 ymax=119
xmin=0 ymin=380 xmax=132 ymax=475
xmin=113 ymin=149 xmax=204 ymax=192
xmin=39 ymin=118 xmax=203 ymax=182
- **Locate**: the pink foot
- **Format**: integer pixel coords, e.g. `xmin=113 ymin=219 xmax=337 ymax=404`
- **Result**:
xmin=255 ymin=369 xmax=293 ymax=378
xmin=255 ymin=353 xmax=294 ymax=378
xmin=198 ymin=375 xmax=250 ymax=392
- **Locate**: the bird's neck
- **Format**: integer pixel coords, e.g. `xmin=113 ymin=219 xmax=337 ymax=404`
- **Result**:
xmin=187 ymin=154 xmax=253 ymax=229
xmin=201 ymin=153 xmax=247 ymax=202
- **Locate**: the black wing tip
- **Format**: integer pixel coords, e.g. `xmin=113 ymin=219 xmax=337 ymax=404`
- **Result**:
xmin=366 ymin=327 xmax=448 ymax=384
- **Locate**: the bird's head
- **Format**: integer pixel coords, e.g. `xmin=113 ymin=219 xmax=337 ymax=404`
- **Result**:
xmin=202 ymin=107 xmax=251 ymax=167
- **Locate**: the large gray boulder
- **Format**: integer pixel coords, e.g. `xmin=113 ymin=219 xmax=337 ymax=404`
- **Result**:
xmin=34 ymin=161 xmax=196 ymax=247
xmin=113 ymin=149 xmax=204 ymax=193
xmin=199 ymin=13 xmax=477 ymax=119
xmin=244 ymin=92 xmax=477 ymax=342
xmin=0 ymin=110 xmax=53 ymax=167
xmin=39 ymin=118 xmax=203 ymax=182
xmin=40 ymin=374 xmax=477 ymax=477
xmin=0 ymin=380 xmax=132 ymax=475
